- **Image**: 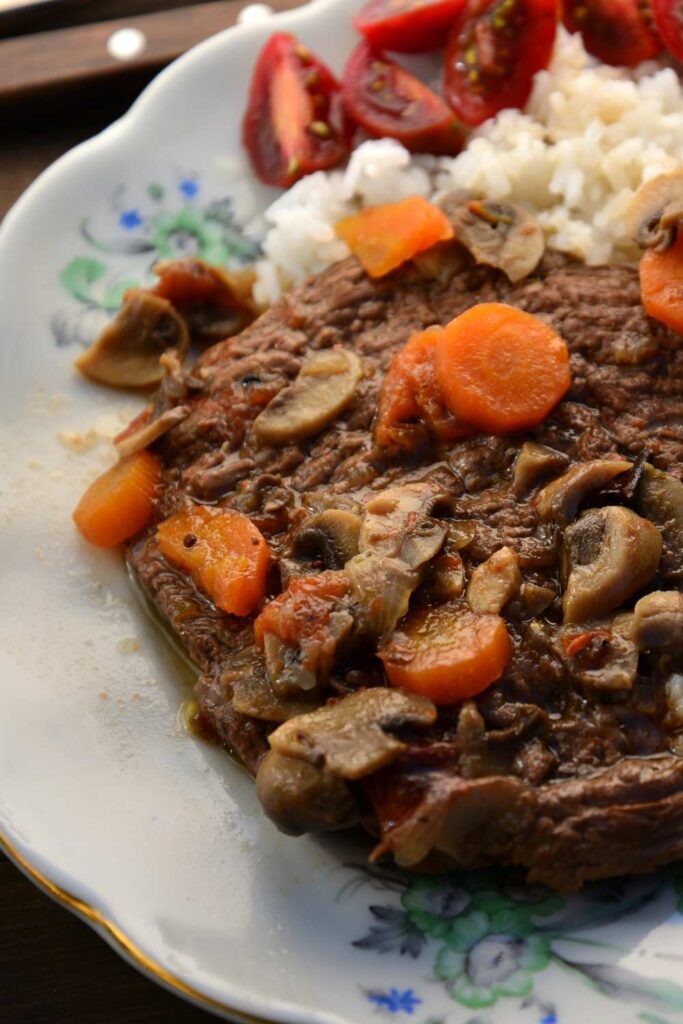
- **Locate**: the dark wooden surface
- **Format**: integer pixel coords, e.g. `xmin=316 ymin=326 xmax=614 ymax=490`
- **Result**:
xmin=0 ymin=3 xmax=302 ymax=1020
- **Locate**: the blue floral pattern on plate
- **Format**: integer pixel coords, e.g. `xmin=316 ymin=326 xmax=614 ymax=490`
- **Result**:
xmin=51 ymin=173 xmax=260 ymax=348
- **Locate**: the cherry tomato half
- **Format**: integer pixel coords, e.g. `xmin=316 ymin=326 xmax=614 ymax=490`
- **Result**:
xmin=651 ymin=0 xmax=683 ymax=61
xmin=242 ymin=32 xmax=351 ymax=188
xmin=343 ymin=42 xmax=465 ymax=155
xmin=444 ymin=0 xmax=557 ymax=127
xmin=563 ymin=0 xmax=661 ymax=66
xmin=354 ymin=0 xmax=468 ymax=53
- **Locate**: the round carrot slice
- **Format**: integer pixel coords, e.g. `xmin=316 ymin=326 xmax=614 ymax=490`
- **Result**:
xmin=436 ymin=303 xmax=571 ymax=433
xmin=73 ymin=450 xmax=161 ymax=548
xmin=380 ymin=603 xmax=512 ymax=706
xmin=639 ymin=233 xmax=683 ymax=335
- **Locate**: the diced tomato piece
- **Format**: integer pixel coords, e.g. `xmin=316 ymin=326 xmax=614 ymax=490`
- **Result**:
xmin=156 ymin=505 xmax=270 ymax=616
xmin=444 ymin=0 xmax=557 ymax=127
xmin=254 ymin=571 xmax=350 ymax=651
xmin=342 ymin=42 xmax=464 ymax=155
xmin=336 ymin=196 xmax=454 ymax=278
xmin=564 ymin=0 xmax=662 ymax=66
xmin=242 ymin=32 xmax=351 ymax=188
xmin=354 ymin=0 xmax=468 ymax=53
xmin=376 ymin=326 xmax=471 ymax=451
xmin=652 ymin=0 xmax=683 ymax=60
xmin=73 ymin=451 xmax=161 ymax=548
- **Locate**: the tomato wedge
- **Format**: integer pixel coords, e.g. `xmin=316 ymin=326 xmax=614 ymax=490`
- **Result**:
xmin=563 ymin=0 xmax=662 ymax=66
xmin=243 ymin=32 xmax=351 ymax=188
xmin=343 ymin=42 xmax=464 ymax=155
xmin=354 ymin=0 xmax=468 ymax=53
xmin=651 ymin=0 xmax=683 ymax=61
xmin=444 ymin=0 xmax=557 ymax=127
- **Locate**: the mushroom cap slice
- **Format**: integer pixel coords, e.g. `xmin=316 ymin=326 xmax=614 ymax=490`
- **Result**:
xmin=291 ymin=509 xmax=362 ymax=570
xmin=467 ymin=546 xmax=522 ymax=615
xmin=256 ymin=751 xmax=358 ymax=835
xmin=268 ymin=687 xmax=436 ymax=781
xmin=512 ymin=442 xmax=570 ymax=497
xmin=439 ymin=193 xmax=545 ymax=283
xmin=633 ymin=591 xmax=683 ymax=650
xmin=115 ymin=404 xmax=190 ymax=458
xmin=625 ymin=169 xmax=683 ymax=252
xmin=562 ymin=506 xmax=662 ymax=624
xmin=75 ymin=289 xmax=190 ymax=389
xmin=252 ymin=348 xmax=363 ymax=446
xmin=637 ymin=464 xmax=683 ymax=585
xmin=535 ymin=459 xmax=632 ymax=526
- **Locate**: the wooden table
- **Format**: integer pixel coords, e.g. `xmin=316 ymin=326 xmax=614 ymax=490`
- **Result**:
xmin=0 ymin=3 xmax=302 ymax=1019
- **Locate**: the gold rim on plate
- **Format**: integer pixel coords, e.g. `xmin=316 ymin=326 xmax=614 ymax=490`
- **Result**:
xmin=0 ymin=828 xmax=270 ymax=1023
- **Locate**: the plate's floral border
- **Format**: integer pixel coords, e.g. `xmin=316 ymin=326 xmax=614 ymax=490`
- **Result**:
xmin=342 ymin=863 xmax=683 ymax=1023
xmin=51 ymin=174 xmax=260 ymax=349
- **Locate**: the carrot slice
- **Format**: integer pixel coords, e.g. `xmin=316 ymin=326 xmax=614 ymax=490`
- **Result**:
xmin=639 ymin=233 xmax=683 ymax=334
xmin=376 ymin=326 xmax=471 ymax=451
xmin=379 ymin=603 xmax=512 ymax=706
xmin=436 ymin=303 xmax=571 ymax=433
xmin=335 ymin=196 xmax=454 ymax=278
xmin=73 ymin=451 xmax=161 ymax=548
xmin=157 ymin=505 xmax=270 ymax=616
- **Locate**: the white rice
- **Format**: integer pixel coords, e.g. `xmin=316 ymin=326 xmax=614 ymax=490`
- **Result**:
xmin=249 ymin=28 xmax=683 ymax=306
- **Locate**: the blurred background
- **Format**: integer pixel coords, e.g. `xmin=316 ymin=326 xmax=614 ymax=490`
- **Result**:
xmin=0 ymin=0 xmax=292 ymax=215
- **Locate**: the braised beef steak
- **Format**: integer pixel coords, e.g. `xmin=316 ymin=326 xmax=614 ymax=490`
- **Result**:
xmin=128 ymin=249 xmax=683 ymax=890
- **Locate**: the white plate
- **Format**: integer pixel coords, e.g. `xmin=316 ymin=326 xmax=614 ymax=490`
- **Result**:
xmin=3 ymin=3 xmax=683 ymax=1022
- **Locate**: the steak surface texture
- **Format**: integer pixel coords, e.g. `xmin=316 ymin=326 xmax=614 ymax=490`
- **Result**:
xmin=128 ymin=249 xmax=683 ymax=890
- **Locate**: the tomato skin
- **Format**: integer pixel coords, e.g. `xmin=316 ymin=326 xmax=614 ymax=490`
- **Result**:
xmin=444 ymin=0 xmax=557 ymax=127
xmin=651 ymin=0 xmax=683 ymax=61
xmin=563 ymin=0 xmax=662 ymax=66
xmin=354 ymin=0 xmax=468 ymax=53
xmin=343 ymin=42 xmax=465 ymax=155
xmin=242 ymin=33 xmax=351 ymax=188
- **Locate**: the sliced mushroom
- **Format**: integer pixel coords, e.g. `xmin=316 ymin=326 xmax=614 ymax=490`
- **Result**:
xmin=439 ymin=193 xmax=545 ymax=282
xmin=559 ymin=616 xmax=638 ymax=692
xmin=625 ymin=169 xmax=683 ymax=252
xmin=115 ymin=404 xmax=191 ymax=458
xmin=230 ymin=660 xmax=321 ymax=722
xmin=268 ymin=687 xmax=437 ymax=781
xmin=256 ymin=750 xmax=358 ymax=835
xmin=665 ymin=674 xmax=683 ymax=725
xmin=512 ymin=442 xmax=570 ymax=497
xmin=535 ymin=458 xmax=632 ymax=526
xmin=291 ymin=509 xmax=361 ymax=570
xmin=562 ymin=506 xmax=662 ymax=623
xmin=520 ymin=581 xmax=556 ymax=616
xmin=252 ymin=348 xmax=363 ymax=446
xmin=373 ymin=772 xmax=529 ymax=869
xmin=637 ymin=464 xmax=683 ymax=584
xmin=633 ymin=591 xmax=683 ymax=650
xmin=346 ymin=552 xmax=418 ymax=641
xmin=360 ymin=484 xmax=452 ymax=566
xmin=75 ymin=290 xmax=190 ymax=388
xmin=428 ymin=544 xmax=466 ymax=602
xmin=467 ymin=546 xmax=522 ymax=614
